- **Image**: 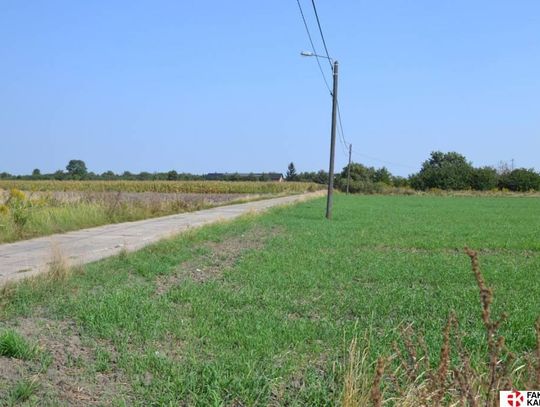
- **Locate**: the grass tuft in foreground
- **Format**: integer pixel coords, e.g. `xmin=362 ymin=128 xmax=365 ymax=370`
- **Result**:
xmin=0 ymin=330 xmax=39 ymax=360
xmin=6 ymin=379 xmax=40 ymax=405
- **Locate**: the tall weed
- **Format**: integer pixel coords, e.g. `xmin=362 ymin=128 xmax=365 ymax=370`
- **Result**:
xmin=342 ymin=249 xmax=540 ymax=406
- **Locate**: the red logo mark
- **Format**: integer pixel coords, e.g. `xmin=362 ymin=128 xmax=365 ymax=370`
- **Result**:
xmin=507 ymin=391 xmax=524 ymax=407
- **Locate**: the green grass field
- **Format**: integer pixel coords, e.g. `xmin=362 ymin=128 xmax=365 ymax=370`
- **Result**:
xmin=1 ymin=195 xmax=539 ymax=405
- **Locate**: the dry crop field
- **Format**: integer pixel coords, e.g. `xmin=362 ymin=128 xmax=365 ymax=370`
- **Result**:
xmin=0 ymin=181 xmax=321 ymax=243
xmin=0 ymin=180 xmax=320 ymax=195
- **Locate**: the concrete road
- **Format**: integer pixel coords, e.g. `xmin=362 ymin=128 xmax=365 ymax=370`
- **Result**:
xmin=0 ymin=192 xmax=323 ymax=285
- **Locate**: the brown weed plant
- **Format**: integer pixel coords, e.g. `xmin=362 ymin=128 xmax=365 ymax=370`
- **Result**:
xmin=343 ymin=248 xmax=540 ymax=406
xmin=47 ymin=245 xmax=71 ymax=282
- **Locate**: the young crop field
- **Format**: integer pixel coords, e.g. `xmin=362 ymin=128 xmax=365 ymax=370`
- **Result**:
xmin=0 ymin=182 xmax=320 ymax=243
xmin=0 ymin=195 xmax=539 ymax=405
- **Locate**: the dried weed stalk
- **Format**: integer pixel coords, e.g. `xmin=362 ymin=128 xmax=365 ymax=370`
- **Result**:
xmin=361 ymin=248 xmax=540 ymax=406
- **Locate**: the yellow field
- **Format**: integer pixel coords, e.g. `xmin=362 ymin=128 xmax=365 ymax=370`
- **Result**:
xmin=0 ymin=180 xmax=322 ymax=194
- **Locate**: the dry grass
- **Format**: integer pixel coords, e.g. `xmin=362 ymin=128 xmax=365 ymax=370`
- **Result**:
xmin=47 ymin=245 xmax=71 ymax=282
xmin=342 ymin=336 xmax=372 ymax=407
xmin=0 ymin=188 xmax=287 ymax=243
xmin=0 ymin=246 xmax=72 ymax=312
xmin=341 ymin=248 xmax=540 ymax=406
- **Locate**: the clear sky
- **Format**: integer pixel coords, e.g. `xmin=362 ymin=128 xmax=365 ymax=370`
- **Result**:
xmin=1 ymin=1 xmax=539 ymax=176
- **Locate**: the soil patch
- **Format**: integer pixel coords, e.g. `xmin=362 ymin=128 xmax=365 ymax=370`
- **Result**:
xmin=0 ymin=316 xmax=131 ymax=405
xmin=155 ymin=225 xmax=283 ymax=295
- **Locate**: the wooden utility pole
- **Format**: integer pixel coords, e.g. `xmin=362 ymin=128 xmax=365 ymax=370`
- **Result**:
xmin=346 ymin=143 xmax=352 ymax=195
xmin=326 ymin=60 xmax=338 ymax=219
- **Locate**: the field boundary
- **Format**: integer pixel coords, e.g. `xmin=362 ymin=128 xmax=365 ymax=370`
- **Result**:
xmin=0 ymin=191 xmax=324 ymax=286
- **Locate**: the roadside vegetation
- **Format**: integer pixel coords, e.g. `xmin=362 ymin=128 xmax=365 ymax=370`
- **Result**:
xmin=0 ymin=187 xmax=314 ymax=243
xmin=1 ymin=195 xmax=539 ymax=405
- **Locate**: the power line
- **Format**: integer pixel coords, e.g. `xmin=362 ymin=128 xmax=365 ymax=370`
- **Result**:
xmin=310 ymin=0 xmax=333 ymax=71
xmin=295 ymin=0 xmax=332 ymax=95
xmin=296 ymin=0 xmax=350 ymax=160
xmin=336 ymin=100 xmax=349 ymax=154
xmin=337 ymin=129 xmax=348 ymax=156
xmin=307 ymin=0 xmax=350 ymax=155
xmin=336 ymin=122 xmax=348 ymax=156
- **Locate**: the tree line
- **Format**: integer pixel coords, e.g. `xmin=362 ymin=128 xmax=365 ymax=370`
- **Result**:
xmin=2 ymin=153 xmax=539 ymax=192
xmin=0 ymin=160 xmax=278 ymax=182
xmin=285 ymin=152 xmax=540 ymax=192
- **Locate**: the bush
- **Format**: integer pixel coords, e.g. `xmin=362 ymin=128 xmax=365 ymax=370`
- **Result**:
xmin=470 ymin=166 xmax=498 ymax=190
xmin=5 ymin=189 xmax=32 ymax=229
xmin=498 ymin=168 xmax=540 ymax=191
xmin=341 ymin=180 xmax=388 ymax=194
xmin=391 ymin=176 xmax=409 ymax=188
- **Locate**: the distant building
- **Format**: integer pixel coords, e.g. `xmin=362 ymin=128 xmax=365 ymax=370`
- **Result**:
xmin=265 ymin=173 xmax=284 ymax=182
xmin=205 ymin=173 xmax=284 ymax=182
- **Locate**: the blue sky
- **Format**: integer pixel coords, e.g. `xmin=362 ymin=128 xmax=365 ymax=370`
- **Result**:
xmin=1 ymin=1 xmax=539 ymax=176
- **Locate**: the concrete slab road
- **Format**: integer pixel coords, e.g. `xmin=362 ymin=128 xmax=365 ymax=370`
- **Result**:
xmin=0 ymin=192 xmax=323 ymax=286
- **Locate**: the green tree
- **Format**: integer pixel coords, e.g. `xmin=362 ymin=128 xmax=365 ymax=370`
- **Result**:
xmin=336 ymin=162 xmax=385 ymax=193
xmin=167 ymin=170 xmax=178 ymax=181
xmin=470 ymin=167 xmax=498 ymax=190
xmin=411 ymin=151 xmax=473 ymax=190
xmin=286 ymin=162 xmax=297 ymax=181
xmin=392 ymin=176 xmax=409 ymax=188
xmin=340 ymin=163 xmax=376 ymax=182
xmin=122 ymin=171 xmax=132 ymax=179
xmin=373 ymin=167 xmax=392 ymax=185
xmin=314 ymin=170 xmax=328 ymax=184
xmin=66 ymin=160 xmax=88 ymax=179
xmin=101 ymin=170 xmax=116 ymax=180
xmin=31 ymin=169 xmax=41 ymax=178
